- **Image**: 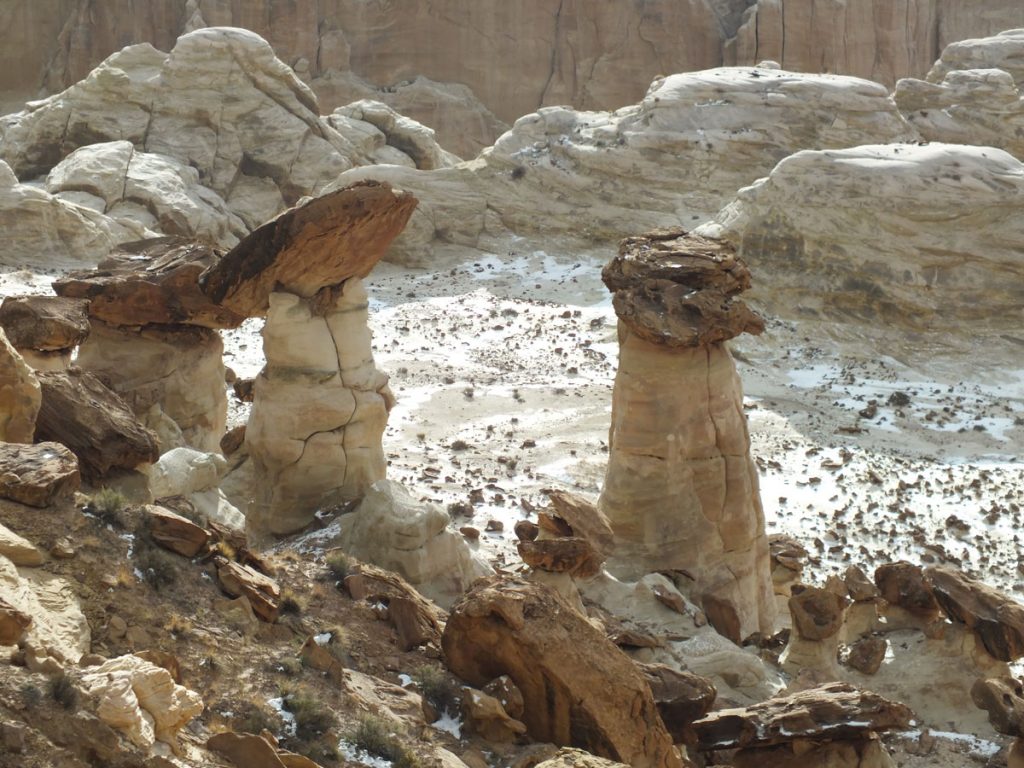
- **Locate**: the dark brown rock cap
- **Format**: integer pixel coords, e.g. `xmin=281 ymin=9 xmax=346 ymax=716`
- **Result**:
xmin=53 ymin=237 xmax=245 ymax=330
xmin=603 ymin=229 xmax=764 ymax=347
xmin=925 ymin=565 xmax=1024 ymax=661
xmin=0 ymin=295 xmax=90 ymax=351
xmin=201 ymin=180 xmax=418 ymax=317
xmin=690 ymin=682 xmax=913 ymax=751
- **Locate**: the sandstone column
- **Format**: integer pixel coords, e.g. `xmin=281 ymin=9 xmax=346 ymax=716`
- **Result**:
xmin=599 ymin=229 xmax=775 ymax=641
xmin=199 ymin=180 xmax=417 ymax=537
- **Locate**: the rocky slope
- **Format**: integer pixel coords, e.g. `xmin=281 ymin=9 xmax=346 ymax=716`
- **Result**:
xmin=4 ymin=0 xmax=1024 ymax=155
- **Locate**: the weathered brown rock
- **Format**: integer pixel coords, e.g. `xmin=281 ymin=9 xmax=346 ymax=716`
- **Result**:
xmin=874 ymin=562 xmax=939 ymax=619
xmin=0 ymin=295 xmax=90 ymax=351
xmin=603 ymin=230 xmax=764 ymax=348
xmin=789 ymin=585 xmax=847 ymax=641
xmin=442 ymin=577 xmax=681 ymax=768
xmin=220 ymin=425 xmax=246 ymax=456
xmin=33 ymin=368 xmax=159 ymax=479
xmin=208 ymin=731 xmax=286 ymax=768
xmin=533 ymin=749 xmax=630 ymax=768
xmin=483 ymin=675 xmax=525 ymax=720
xmin=0 ymin=330 xmax=40 ymax=442
xmin=769 ymin=535 xmax=808 ymax=597
xmin=462 ymin=688 xmax=528 ymax=743
xmin=543 ymin=489 xmax=615 ymax=557
xmin=0 ymin=595 xmax=32 ymax=644
xmin=846 ymin=636 xmax=887 ymax=676
xmin=201 ymin=181 xmax=417 ymax=317
xmin=690 ymin=682 xmax=913 ymax=751
xmin=0 ymin=441 xmax=80 ymax=507
xmin=344 ymin=562 xmax=445 ymax=649
xmin=845 ymin=566 xmax=879 ymax=602
xmin=514 ymin=520 xmax=540 ymax=542
xmin=971 ymin=676 xmax=1024 ymax=737
xmin=53 ymin=238 xmax=244 ymax=329
xmin=639 ymin=663 xmax=716 ymax=746
xmin=517 ymin=537 xmax=604 ymax=578
xmin=216 ymin=560 xmax=280 ymax=623
xmin=926 ymin=566 xmax=1024 ymax=661
xmin=145 ymin=505 xmax=210 ymax=558
xmin=731 ymin=737 xmax=895 ymax=768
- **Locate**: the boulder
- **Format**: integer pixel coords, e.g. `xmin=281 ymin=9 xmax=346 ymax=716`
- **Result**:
xmin=874 ymin=562 xmax=939 ymax=619
xmin=790 ymin=586 xmax=847 ymax=641
xmin=461 ymin=688 xmax=528 ymax=743
xmin=442 ymin=577 xmax=682 ymax=768
xmin=972 ymin=676 xmax=1024 ymax=736
xmin=34 ymin=368 xmax=159 ymax=480
xmin=846 ymin=636 xmax=887 ymax=676
xmin=690 ymin=682 xmax=913 ymax=751
xmin=201 ymin=180 xmax=417 ymax=317
xmin=483 ymin=675 xmax=525 ymax=720
xmin=926 ymin=566 xmax=1024 ymax=661
xmin=844 ymin=566 xmax=879 ymax=602
xmin=344 ymin=562 xmax=446 ymax=650
xmin=216 ymin=559 xmax=280 ymax=623
xmin=144 ymin=505 xmax=210 ymax=558
xmin=0 ymin=441 xmax=80 ymax=507
xmin=0 ymin=522 xmax=44 ymax=566
xmin=208 ymin=731 xmax=286 ymax=768
xmin=543 ymin=489 xmax=615 ymax=557
xmin=0 ymin=330 xmax=40 ymax=443
xmin=53 ymin=237 xmax=244 ymax=329
xmin=81 ymin=654 xmax=204 ymax=750
xmin=639 ymin=663 xmax=716 ymax=745
xmin=0 ymin=295 xmax=90 ymax=352
xmin=337 ymin=480 xmax=490 ymax=605
xmin=598 ymin=230 xmax=774 ymax=641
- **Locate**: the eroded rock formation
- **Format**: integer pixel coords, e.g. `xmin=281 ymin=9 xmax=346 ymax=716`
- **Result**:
xmin=0 ymin=295 xmax=89 ymax=371
xmin=442 ymin=577 xmax=682 ymax=768
xmin=212 ymin=181 xmax=416 ymax=536
xmin=0 ymin=330 xmax=40 ymax=443
xmin=598 ymin=229 xmax=774 ymax=642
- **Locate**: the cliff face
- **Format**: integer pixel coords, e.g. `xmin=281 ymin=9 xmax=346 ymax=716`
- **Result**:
xmin=5 ymin=0 xmax=1024 ymax=156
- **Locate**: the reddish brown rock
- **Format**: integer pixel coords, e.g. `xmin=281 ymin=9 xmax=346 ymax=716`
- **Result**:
xmin=926 ymin=566 xmax=1024 ymax=661
xmin=971 ymin=676 xmax=1024 ymax=737
xmin=34 ymin=368 xmax=159 ymax=480
xmin=514 ymin=520 xmax=540 ymax=542
xmin=874 ymin=562 xmax=939 ymax=618
xmin=0 ymin=295 xmax=90 ymax=351
xmin=53 ymin=238 xmax=244 ymax=329
xmin=639 ymin=663 xmax=716 ymax=745
xmin=208 ymin=731 xmax=286 ymax=768
xmin=442 ymin=577 xmax=681 ymax=768
xmin=789 ymin=585 xmax=847 ymax=640
xmin=220 ymin=425 xmax=246 ymax=456
xmin=144 ymin=505 xmax=210 ymax=558
xmin=517 ymin=537 xmax=604 ymax=578
xmin=201 ymin=181 xmax=417 ymax=317
xmin=461 ymin=688 xmax=528 ymax=743
xmin=844 ymin=565 xmax=879 ymax=602
xmin=483 ymin=675 xmax=525 ymax=720
xmin=544 ymin=489 xmax=615 ymax=557
xmin=690 ymin=682 xmax=913 ymax=751
xmin=0 ymin=441 xmax=80 ymax=507
xmin=846 ymin=636 xmax=887 ymax=676
xmin=345 ymin=563 xmax=445 ymax=649
xmin=216 ymin=560 xmax=280 ymax=623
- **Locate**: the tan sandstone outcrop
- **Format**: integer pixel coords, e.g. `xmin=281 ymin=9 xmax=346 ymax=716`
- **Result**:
xmin=701 ymin=142 xmax=1024 ymax=341
xmin=80 ymin=654 xmax=204 ymax=751
xmin=896 ymin=29 xmax=1024 ymax=161
xmin=0 ymin=329 xmax=40 ymax=443
xmin=442 ymin=577 xmax=682 ymax=768
xmin=598 ymin=230 xmax=774 ymax=643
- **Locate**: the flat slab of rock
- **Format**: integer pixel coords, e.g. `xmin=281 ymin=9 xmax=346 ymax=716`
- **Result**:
xmin=602 ymin=229 xmax=764 ymax=347
xmin=53 ymin=237 xmax=244 ymax=330
xmin=216 ymin=559 xmax=280 ymax=623
xmin=0 ymin=296 xmax=90 ymax=351
xmin=201 ymin=181 xmax=417 ymax=317
xmin=690 ymin=682 xmax=913 ymax=751
xmin=442 ymin=577 xmax=681 ymax=768
xmin=926 ymin=565 xmax=1024 ymax=661
xmin=34 ymin=368 xmax=159 ymax=480
xmin=0 ymin=442 xmax=80 ymax=507
xmin=145 ymin=505 xmax=210 ymax=558
xmin=0 ymin=523 xmax=44 ymax=566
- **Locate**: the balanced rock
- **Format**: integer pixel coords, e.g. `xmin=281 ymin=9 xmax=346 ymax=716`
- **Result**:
xmin=0 ymin=441 xmax=80 ymax=507
xmin=873 ymin=562 xmax=939 ymax=619
xmin=926 ymin=566 xmax=1024 ymax=661
xmin=0 ymin=330 xmax=40 ymax=443
xmin=769 ymin=535 xmax=809 ymax=597
xmin=0 ymin=295 xmax=89 ymax=371
xmin=442 ymin=577 xmax=681 ymax=768
xmin=598 ymin=229 xmax=774 ymax=642
xmin=690 ymin=682 xmax=913 ymax=751
xmin=34 ymin=368 xmax=159 ymax=480
xmin=543 ymin=489 xmax=615 ymax=557
xmin=517 ymin=537 xmax=604 ymax=579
